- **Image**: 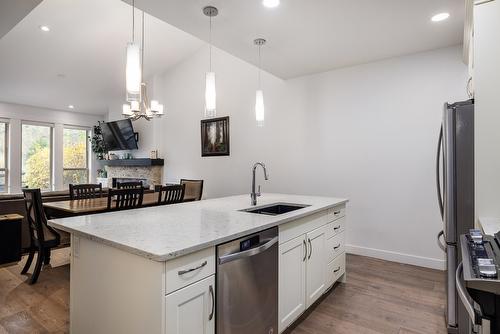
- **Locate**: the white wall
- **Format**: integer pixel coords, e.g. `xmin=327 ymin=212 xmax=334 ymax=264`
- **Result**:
xmin=0 ymin=102 xmax=104 ymax=193
xmin=106 ymin=45 xmax=467 ymax=269
xmin=155 ymin=46 xmax=307 ymax=198
xmin=293 ymin=46 xmax=468 ymax=269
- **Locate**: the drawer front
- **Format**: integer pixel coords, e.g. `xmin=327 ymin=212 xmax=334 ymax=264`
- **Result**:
xmin=328 ymin=204 xmax=346 ymax=222
xmin=165 ymin=247 xmax=215 ymax=294
xmin=279 ymin=210 xmax=329 ymax=244
xmin=325 ymin=231 xmax=345 ymax=264
xmin=326 ymin=252 xmax=346 ymax=288
xmin=325 ymin=216 xmax=346 ymax=239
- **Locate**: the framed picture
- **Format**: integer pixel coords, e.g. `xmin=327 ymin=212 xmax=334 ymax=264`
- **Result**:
xmin=201 ymin=116 xmax=230 ymax=157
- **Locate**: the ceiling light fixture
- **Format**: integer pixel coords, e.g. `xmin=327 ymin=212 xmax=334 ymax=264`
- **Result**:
xmin=262 ymin=0 xmax=280 ymax=8
xmin=431 ymin=12 xmax=450 ymax=22
xmin=122 ymin=6 xmax=163 ymax=121
xmin=125 ymin=0 xmax=141 ymax=102
xmin=68 ymin=105 xmax=74 ymax=109
xmin=254 ymin=38 xmax=266 ymax=127
xmin=203 ymin=6 xmax=218 ymax=119
xmin=39 ymin=25 xmax=50 ymax=32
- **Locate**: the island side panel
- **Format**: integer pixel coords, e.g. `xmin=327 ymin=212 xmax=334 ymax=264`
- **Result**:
xmin=70 ymin=235 xmax=165 ymax=334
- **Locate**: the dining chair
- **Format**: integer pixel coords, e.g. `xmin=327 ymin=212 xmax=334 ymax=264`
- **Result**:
xmin=69 ymin=183 xmax=102 ymax=200
xmin=180 ymin=179 xmax=204 ymax=201
xmin=116 ymin=181 xmax=143 ymax=189
xmin=157 ymin=184 xmax=185 ymax=205
xmin=21 ymin=189 xmax=70 ymax=284
xmin=107 ymin=187 xmax=144 ymax=211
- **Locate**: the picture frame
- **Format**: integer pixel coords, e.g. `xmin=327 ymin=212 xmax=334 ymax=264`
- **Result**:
xmin=200 ymin=116 xmax=230 ymax=157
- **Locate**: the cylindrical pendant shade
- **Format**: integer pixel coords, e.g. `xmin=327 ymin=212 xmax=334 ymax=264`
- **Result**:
xmin=126 ymin=42 xmax=141 ymax=102
xmin=205 ymin=72 xmax=216 ymax=118
xmin=255 ymin=89 xmax=265 ymax=127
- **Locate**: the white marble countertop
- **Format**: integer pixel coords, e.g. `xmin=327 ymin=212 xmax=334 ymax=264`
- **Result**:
xmin=478 ymin=217 xmax=500 ymax=236
xmin=48 ymin=193 xmax=348 ymax=261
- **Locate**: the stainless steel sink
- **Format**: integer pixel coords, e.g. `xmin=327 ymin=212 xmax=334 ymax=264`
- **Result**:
xmin=240 ymin=203 xmax=310 ymax=216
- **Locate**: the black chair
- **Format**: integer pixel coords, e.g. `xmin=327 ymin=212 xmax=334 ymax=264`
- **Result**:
xmin=157 ymin=184 xmax=185 ymax=205
xmin=116 ymin=181 xmax=143 ymax=189
xmin=180 ymin=179 xmax=204 ymax=201
xmin=21 ymin=189 xmax=69 ymax=284
xmin=107 ymin=188 xmax=144 ymax=211
xmin=69 ymin=183 xmax=102 ymax=200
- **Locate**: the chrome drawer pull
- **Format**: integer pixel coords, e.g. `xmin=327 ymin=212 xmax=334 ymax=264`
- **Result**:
xmin=303 ymin=239 xmax=307 ymax=262
xmin=308 ymin=238 xmax=312 ymax=260
xmin=333 ymin=244 xmax=341 ymax=250
xmin=333 ymin=267 xmax=341 ymax=273
xmin=178 ymin=260 xmax=208 ymax=276
xmin=333 ymin=225 xmax=341 ymax=231
xmin=334 ymin=210 xmax=341 ymax=215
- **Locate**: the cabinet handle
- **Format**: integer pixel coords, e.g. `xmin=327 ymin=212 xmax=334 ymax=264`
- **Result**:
xmin=333 ymin=244 xmax=341 ymax=250
xmin=208 ymin=285 xmax=215 ymax=321
xmin=178 ymin=261 xmax=207 ymax=276
xmin=308 ymin=238 xmax=312 ymax=260
xmin=334 ymin=267 xmax=341 ymax=273
xmin=333 ymin=225 xmax=341 ymax=231
xmin=334 ymin=210 xmax=341 ymax=215
xmin=302 ymin=239 xmax=307 ymax=262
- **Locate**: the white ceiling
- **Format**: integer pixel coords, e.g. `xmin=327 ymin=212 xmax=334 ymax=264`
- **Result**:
xmin=0 ymin=0 xmax=203 ymax=115
xmin=130 ymin=0 xmax=465 ymax=79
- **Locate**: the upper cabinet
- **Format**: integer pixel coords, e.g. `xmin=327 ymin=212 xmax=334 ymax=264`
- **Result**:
xmin=474 ymin=0 xmax=500 ymax=220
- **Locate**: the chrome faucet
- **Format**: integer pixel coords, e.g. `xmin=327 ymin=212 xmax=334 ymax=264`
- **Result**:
xmin=251 ymin=162 xmax=268 ymax=206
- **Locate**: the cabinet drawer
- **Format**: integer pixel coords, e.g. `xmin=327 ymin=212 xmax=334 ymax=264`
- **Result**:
xmin=279 ymin=210 xmax=329 ymax=244
xmin=325 ymin=216 xmax=346 ymax=239
xmin=326 ymin=252 xmax=346 ymax=288
xmin=165 ymin=247 xmax=215 ymax=294
xmin=328 ymin=204 xmax=346 ymax=222
xmin=325 ymin=231 xmax=345 ymax=264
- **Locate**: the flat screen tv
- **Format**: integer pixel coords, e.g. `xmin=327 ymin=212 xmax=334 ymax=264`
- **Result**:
xmin=101 ymin=119 xmax=138 ymax=151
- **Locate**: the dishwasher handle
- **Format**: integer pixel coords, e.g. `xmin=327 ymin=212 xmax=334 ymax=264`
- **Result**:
xmin=218 ymin=236 xmax=278 ymax=265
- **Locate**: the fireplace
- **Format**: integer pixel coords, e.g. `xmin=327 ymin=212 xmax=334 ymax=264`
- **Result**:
xmin=112 ymin=177 xmax=149 ymax=188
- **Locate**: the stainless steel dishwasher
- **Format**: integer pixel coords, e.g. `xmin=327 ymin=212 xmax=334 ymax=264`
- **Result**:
xmin=216 ymin=227 xmax=278 ymax=334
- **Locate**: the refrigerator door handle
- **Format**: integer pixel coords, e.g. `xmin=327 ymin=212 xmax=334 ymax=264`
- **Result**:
xmin=436 ymin=125 xmax=444 ymax=220
xmin=437 ymin=231 xmax=446 ymax=253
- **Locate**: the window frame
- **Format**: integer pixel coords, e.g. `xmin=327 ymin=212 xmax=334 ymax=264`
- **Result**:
xmin=62 ymin=125 xmax=90 ymax=186
xmin=21 ymin=121 xmax=54 ymax=191
xmin=0 ymin=120 xmax=9 ymax=193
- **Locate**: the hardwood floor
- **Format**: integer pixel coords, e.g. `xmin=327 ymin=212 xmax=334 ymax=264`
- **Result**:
xmin=0 ymin=251 xmax=446 ymax=334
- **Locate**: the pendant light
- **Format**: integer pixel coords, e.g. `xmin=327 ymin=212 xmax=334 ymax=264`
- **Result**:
xmin=203 ymin=6 xmax=218 ymax=118
xmin=254 ymin=38 xmax=266 ymax=127
xmin=122 ymin=10 xmax=163 ymax=121
xmin=126 ymin=0 xmax=141 ymax=102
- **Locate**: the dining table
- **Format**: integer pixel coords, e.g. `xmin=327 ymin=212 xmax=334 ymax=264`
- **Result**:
xmin=43 ymin=192 xmax=196 ymax=218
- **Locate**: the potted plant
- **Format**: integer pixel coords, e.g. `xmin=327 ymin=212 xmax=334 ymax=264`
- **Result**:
xmin=89 ymin=122 xmax=107 ymax=160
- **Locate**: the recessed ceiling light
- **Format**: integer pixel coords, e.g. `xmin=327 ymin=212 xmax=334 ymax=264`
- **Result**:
xmin=68 ymin=105 xmax=74 ymax=109
xmin=262 ymin=0 xmax=280 ymax=8
xmin=39 ymin=25 xmax=50 ymax=32
xmin=431 ymin=12 xmax=450 ymax=22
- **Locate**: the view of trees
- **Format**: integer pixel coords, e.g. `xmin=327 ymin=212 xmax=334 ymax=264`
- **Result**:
xmin=21 ymin=125 xmax=88 ymax=189
xmin=0 ymin=123 xmax=6 ymax=192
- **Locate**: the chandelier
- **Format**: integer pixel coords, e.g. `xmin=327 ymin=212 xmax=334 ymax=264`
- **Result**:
xmin=123 ymin=2 xmax=163 ymax=121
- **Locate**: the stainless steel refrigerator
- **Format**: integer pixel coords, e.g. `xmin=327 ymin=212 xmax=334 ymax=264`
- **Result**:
xmin=436 ymin=99 xmax=474 ymax=334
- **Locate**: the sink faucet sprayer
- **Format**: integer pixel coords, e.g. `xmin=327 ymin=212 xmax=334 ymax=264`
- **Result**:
xmin=251 ymin=162 xmax=268 ymax=206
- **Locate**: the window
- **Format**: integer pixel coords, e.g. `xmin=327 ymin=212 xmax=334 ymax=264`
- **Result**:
xmin=22 ymin=123 xmax=53 ymax=190
xmin=63 ymin=127 xmax=89 ymax=186
xmin=0 ymin=122 xmax=8 ymax=192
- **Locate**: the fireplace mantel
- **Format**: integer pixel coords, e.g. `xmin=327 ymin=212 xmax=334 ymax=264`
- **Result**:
xmin=102 ymin=159 xmax=164 ymax=167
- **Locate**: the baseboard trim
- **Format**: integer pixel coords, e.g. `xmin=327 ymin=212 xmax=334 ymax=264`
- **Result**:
xmin=346 ymin=244 xmax=445 ymax=270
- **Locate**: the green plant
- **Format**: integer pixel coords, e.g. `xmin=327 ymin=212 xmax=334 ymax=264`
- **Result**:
xmin=89 ymin=123 xmax=107 ymax=159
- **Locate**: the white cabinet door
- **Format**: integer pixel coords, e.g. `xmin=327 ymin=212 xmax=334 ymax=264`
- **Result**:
xmin=166 ymin=275 xmax=215 ymax=334
xmin=305 ymin=225 xmax=327 ymax=308
xmin=279 ymin=235 xmax=306 ymax=333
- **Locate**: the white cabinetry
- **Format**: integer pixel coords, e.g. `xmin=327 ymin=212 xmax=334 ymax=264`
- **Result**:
xmin=166 ymin=275 xmax=215 ymax=334
xmin=474 ymin=0 xmax=500 ymax=220
xmin=278 ymin=205 xmax=346 ymax=333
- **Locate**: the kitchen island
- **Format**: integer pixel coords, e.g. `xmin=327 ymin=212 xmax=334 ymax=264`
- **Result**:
xmin=49 ymin=193 xmax=348 ymax=334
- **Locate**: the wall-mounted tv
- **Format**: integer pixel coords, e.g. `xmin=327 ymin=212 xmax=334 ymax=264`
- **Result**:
xmin=101 ymin=119 xmax=138 ymax=151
